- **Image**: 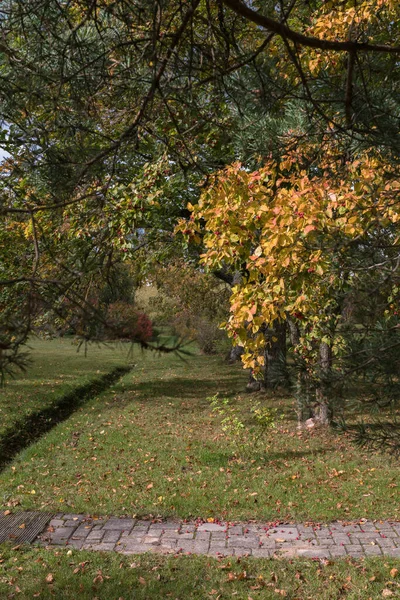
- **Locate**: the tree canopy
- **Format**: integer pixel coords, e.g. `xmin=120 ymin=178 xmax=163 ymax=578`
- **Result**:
xmin=1 ymin=0 xmax=400 ymax=401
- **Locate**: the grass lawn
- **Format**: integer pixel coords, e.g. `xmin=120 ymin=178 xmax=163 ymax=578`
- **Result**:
xmin=0 ymin=345 xmax=398 ymax=522
xmin=1 ymin=545 xmax=400 ymax=599
xmin=0 ymin=338 xmax=130 ymax=441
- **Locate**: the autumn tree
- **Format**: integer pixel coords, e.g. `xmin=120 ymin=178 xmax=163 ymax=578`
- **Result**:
xmin=177 ymin=138 xmax=400 ymax=435
xmin=1 ymin=0 xmax=400 ymax=381
xmin=146 ymin=259 xmax=231 ymax=354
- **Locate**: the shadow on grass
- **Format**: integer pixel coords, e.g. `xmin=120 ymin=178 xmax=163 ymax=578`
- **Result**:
xmin=134 ymin=375 xmax=246 ymax=400
xmin=0 ymin=366 xmax=132 ymax=472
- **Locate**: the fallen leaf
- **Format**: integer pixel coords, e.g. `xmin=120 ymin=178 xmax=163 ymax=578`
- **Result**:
xmin=146 ymin=483 xmax=153 ymax=490
xmin=382 ymin=590 xmax=393 ymax=597
xmin=390 ymin=568 xmax=398 ymax=578
xmin=45 ymin=574 xmax=54 ymax=584
xmin=139 ymin=577 xmax=146 ymax=585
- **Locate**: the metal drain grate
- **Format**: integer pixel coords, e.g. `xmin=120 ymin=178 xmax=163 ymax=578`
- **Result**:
xmin=0 ymin=511 xmax=54 ymax=544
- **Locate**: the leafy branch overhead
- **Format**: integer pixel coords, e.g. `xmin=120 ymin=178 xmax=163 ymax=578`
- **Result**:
xmin=1 ymin=0 xmax=400 ymax=398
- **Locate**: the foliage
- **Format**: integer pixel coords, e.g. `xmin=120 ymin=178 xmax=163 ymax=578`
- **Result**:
xmin=148 ymin=260 xmax=231 ymax=354
xmin=106 ymin=302 xmax=153 ymax=343
xmin=1 ymin=0 xmax=400 ymax=379
xmin=177 ymin=138 xmax=400 ymax=432
xmin=208 ymin=393 xmax=278 ymax=459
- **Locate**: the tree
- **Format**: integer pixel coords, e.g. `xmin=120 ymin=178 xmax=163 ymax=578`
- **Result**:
xmin=147 ymin=259 xmax=231 ymax=354
xmin=177 ymin=137 xmax=400 ymax=431
xmin=1 ymin=0 xmax=400 ymax=382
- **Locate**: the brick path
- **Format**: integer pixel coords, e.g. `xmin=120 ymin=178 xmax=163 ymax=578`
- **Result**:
xmin=38 ymin=514 xmax=400 ymax=559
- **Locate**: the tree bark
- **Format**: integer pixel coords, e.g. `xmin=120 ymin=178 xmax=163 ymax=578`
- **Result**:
xmin=263 ymin=320 xmax=287 ymax=389
xmin=287 ymin=318 xmax=313 ymax=427
xmin=287 ymin=317 xmax=300 ymax=346
xmin=314 ymin=340 xmax=332 ymax=425
xmin=228 ymin=344 xmax=243 ymax=363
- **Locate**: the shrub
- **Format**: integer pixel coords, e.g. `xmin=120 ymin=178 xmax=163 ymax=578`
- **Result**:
xmin=208 ymin=393 xmax=279 ymax=459
xmin=106 ymin=302 xmax=153 ymax=342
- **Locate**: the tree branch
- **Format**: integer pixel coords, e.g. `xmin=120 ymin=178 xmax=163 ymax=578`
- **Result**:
xmin=222 ymin=0 xmax=400 ymax=53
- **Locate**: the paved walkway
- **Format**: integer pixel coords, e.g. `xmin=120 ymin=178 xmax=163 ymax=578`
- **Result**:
xmin=38 ymin=514 xmax=400 ymax=559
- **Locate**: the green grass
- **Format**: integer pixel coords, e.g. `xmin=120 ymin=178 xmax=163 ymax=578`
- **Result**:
xmin=0 ymin=545 xmax=399 ymax=599
xmin=0 ymin=338 xmax=131 ymax=440
xmin=0 ymin=345 xmax=398 ymax=522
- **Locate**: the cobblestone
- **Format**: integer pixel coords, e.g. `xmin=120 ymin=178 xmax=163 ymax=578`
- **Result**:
xmin=35 ymin=515 xmax=400 ymax=559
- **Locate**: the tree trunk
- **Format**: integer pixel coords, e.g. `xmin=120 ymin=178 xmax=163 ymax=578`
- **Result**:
xmin=228 ymin=344 xmax=243 ymax=363
xmin=246 ymin=371 xmax=262 ymax=392
xmin=287 ymin=317 xmax=300 ymax=346
xmin=295 ymin=371 xmax=313 ymax=428
xmin=314 ymin=340 xmax=332 ymax=425
xmin=288 ymin=318 xmax=313 ymax=427
xmin=263 ymin=320 xmax=287 ymax=389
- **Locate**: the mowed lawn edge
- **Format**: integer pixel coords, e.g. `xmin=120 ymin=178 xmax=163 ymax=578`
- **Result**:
xmin=0 ymin=365 xmax=131 ymax=470
xmin=0 ymin=347 xmax=398 ymax=522
xmin=0 ymin=338 xmax=132 ymax=440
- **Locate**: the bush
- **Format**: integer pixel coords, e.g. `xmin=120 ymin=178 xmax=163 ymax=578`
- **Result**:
xmin=208 ymin=393 xmax=279 ymax=459
xmin=146 ymin=261 xmax=231 ymax=354
xmin=106 ymin=302 xmax=153 ymax=342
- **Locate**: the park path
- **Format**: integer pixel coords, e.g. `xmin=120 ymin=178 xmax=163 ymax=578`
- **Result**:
xmin=33 ymin=513 xmax=400 ymax=559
